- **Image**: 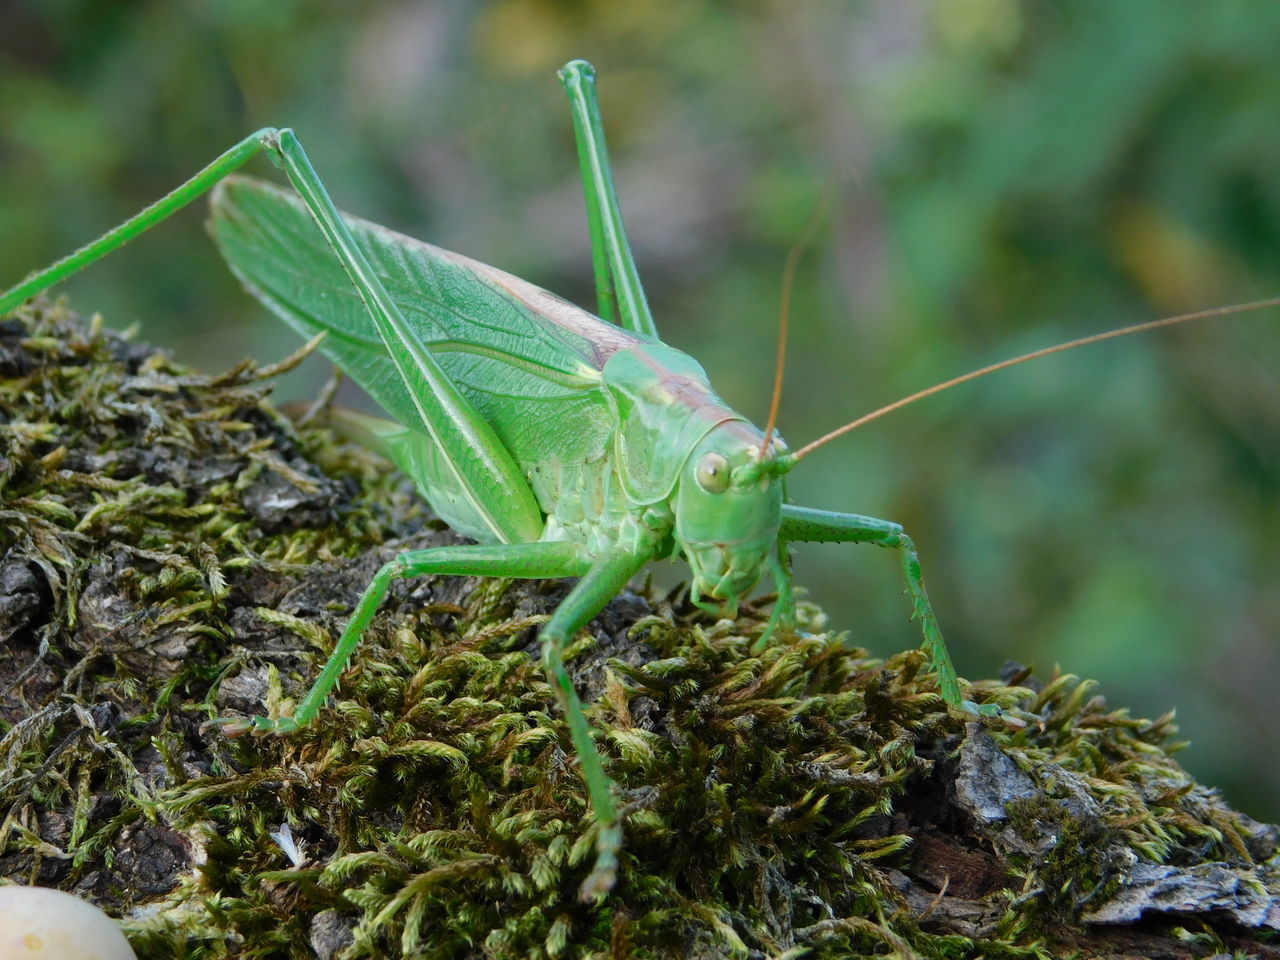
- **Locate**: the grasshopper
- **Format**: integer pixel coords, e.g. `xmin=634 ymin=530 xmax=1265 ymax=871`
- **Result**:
xmin=1 ymin=60 xmax=1273 ymax=898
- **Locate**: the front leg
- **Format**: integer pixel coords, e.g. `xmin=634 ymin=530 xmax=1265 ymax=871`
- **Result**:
xmin=221 ymin=540 xmax=592 ymax=735
xmin=778 ymin=504 xmax=1000 ymax=717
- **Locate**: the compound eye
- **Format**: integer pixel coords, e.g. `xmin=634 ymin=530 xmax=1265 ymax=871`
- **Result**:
xmin=695 ymin=452 xmax=731 ymax=493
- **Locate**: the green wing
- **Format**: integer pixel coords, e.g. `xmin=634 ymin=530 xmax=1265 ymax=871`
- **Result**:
xmin=209 ymin=176 xmax=639 ymax=469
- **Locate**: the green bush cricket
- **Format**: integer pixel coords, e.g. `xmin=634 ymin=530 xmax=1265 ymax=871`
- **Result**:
xmin=2 ymin=60 xmax=1275 ymax=899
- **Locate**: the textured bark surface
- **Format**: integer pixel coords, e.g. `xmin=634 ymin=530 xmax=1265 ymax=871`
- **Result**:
xmin=1 ymin=301 xmax=1277 ymax=959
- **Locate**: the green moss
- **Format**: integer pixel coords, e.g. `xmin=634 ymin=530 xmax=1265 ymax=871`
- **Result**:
xmin=0 ymin=301 xmax=1275 ymax=959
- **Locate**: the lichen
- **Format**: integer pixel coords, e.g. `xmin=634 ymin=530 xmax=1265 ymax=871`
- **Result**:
xmin=1 ymin=300 xmax=1276 ymax=959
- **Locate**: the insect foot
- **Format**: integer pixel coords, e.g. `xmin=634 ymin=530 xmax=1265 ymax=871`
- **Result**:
xmin=960 ymin=698 xmax=1026 ymax=727
xmin=209 ymin=715 xmax=303 ymax=737
xmin=578 ymin=824 xmax=622 ymax=902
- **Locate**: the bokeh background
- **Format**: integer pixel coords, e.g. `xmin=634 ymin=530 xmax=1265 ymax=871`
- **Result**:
xmin=2 ymin=1 xmax=1277 ymax=820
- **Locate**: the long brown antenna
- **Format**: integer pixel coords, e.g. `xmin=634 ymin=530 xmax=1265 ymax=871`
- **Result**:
xmin=789 ymin=297 xmax=1280 ymax=463
xmin=761 ymin=189 xmax=832 ymax=459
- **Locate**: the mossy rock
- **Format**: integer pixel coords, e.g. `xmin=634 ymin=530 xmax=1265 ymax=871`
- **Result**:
xmin=0 ymin=301 xmax=1276 ymax=959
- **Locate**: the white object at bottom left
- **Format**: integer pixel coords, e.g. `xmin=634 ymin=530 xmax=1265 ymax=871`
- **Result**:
xmin=0 ymin=886 xmax=137 ymax=960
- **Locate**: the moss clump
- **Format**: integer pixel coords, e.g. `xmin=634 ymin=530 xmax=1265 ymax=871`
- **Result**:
xmin=1 ymin=300 xmax=1276 ymax=959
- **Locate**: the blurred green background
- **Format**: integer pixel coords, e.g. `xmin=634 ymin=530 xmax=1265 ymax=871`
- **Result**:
xmin=2 ymin=1 xmax=1277 ymax=820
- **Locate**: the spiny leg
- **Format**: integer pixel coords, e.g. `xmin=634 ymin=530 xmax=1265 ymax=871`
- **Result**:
xmin=558 ymin=59 xmax=658 ymax=337
xmin=778 ymin=503 xmax=1000 ymax=716
xmin=221 ymin=540 xmax=592 ymax=735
